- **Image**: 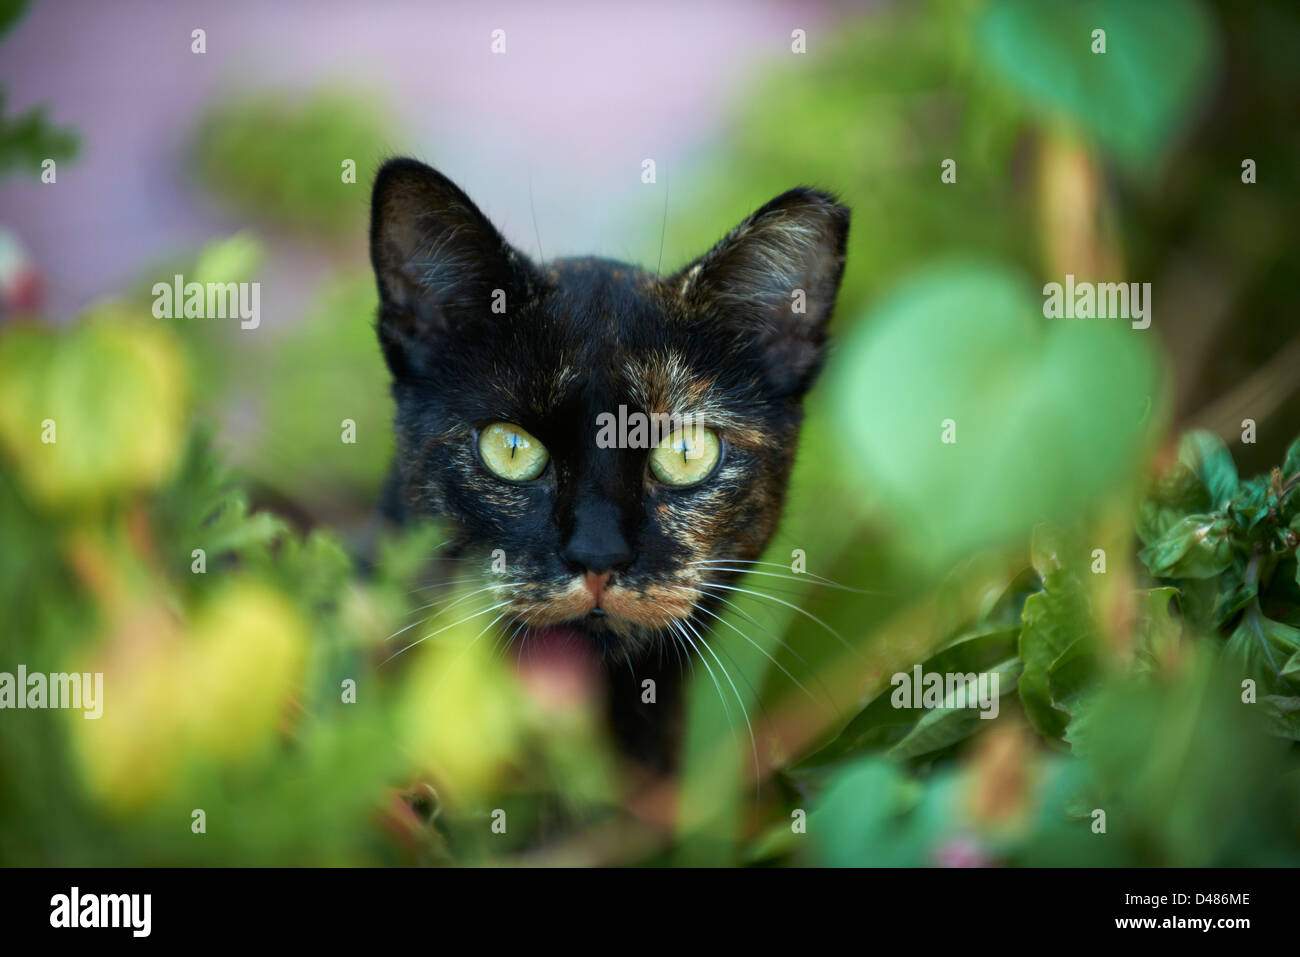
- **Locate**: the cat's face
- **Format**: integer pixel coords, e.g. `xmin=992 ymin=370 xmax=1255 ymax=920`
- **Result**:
xmin=371 ymin=159 xmax=848 ymax=661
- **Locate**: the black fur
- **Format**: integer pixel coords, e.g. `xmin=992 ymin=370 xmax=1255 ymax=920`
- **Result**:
xmin=370 ymin=158 xmax=849 ymax=770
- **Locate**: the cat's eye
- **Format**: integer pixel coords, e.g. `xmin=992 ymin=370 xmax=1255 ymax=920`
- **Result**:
xmin=478 ymin=422 xmax=549 ymax=482
xmin=649 ymin=426 xmax=722 ymax=487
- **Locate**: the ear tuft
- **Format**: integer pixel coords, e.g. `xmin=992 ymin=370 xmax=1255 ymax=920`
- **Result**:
xmin=675 ymin=188 xmax=850 ymax=395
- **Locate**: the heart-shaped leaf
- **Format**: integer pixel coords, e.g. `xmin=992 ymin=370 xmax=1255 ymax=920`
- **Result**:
xmin=830 ymin=261 xmax=1158 ymax=567
xmin=977 ymin=0 xmax=1215 ymax=170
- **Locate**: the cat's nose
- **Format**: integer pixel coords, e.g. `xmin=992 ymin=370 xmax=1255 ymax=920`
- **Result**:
xmin=561 ymin=540 xmax=634 ymax=575
xmin=560 ymin=500 xmax=634 ymax=574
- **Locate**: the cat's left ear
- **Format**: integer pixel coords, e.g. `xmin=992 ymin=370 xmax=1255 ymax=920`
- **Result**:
xmin=674 ymin=188 xmax=849 ymax=396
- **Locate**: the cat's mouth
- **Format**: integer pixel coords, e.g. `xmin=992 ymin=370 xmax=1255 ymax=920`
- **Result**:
xmin=496 ymin=574 xmax=700 ymax=681
xmin=508 ymin=576 xmax=698 ymax=634
xmin=514 ymin=610 xmax=642 ymax=658
xmin=510 ymin=586 xmax=691 ymax=658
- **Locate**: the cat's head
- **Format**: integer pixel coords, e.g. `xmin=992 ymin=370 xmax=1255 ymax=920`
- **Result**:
xmin=370 ymin=158 xmax=848 ymax=661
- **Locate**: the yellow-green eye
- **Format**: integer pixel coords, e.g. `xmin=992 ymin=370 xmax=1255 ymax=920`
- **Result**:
xmin=478 ymin=422 xmax=549 ymax=482
xmin=649 ymin=426 xmax=721 ymax=486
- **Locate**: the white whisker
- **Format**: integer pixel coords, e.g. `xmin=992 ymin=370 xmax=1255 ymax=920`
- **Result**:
xmin=687 ymin=563 xmax=880 ymax=595
xmin=671 ymin=620 xmax=736 ymax=746
xmin=381 ymin=599 xmax=515 ymax=664
xmin=384 ymin=582 xmax=524 ymax=643
xmin=680 ymin=616 xmax=760 ymax=795
xmin=695 ymin=580 xmax=863 ymax=662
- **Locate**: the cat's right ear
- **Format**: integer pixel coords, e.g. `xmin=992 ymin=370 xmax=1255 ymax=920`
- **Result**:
xmin=370 ymin=158 xmax=537 ymax=378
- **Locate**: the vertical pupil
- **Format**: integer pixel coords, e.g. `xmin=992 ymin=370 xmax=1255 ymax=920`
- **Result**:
xmin=509 ymin=432 xmax=518 ymax=459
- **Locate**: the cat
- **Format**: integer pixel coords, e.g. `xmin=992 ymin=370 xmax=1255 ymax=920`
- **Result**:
xmin=369 ymin=157 xmax=849 ymax=770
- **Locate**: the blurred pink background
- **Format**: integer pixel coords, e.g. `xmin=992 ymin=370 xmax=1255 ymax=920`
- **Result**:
xmin=1 ymin=0 xmax=842 ymax=319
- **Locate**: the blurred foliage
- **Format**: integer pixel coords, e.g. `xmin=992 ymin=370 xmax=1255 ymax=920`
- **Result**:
xmin=0 ymin=312 xmax=624 ymax=864
xmin=771 ymin=440 xmax=1300 ymax=867
xmin=658 ymin=0 xmax=1300 ymax=866
xmin=176 ymin=88 xmax=399 ymax=511
xmin=0 ymin=309 xmax=187 ymax=505
xmin=3 ymin=0 xmax=1299 ymax=867
xmin=0 ymin=1 xmax=78 ymax=178
xmin=0 ymin=0 xmax=30 ymax=35
xmin=0 ymin=90 xmax=79 ymax=178
xmin=1138 ymin=430 xmax=1300 ymax=735
xmin=140 ymin=233 xmax=394 ymax=511
xmin=657 ymin=0 xmax=1297 ymax=465
xmin=830 ymin=260 xmax=1158 ymax=566
xmin=978 ymin=0 xmax=1215 ymax=171
xmin=191 ymin=88 xmax=392 ymax=236
xmin=798 ymin=650 xmax=1299 ymax=868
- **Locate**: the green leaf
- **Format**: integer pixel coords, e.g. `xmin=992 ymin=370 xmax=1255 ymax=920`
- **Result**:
xmin=1259 ymin=695 xmax=1300 ymax=741
xmin=0 ymin=91 xmax=79 ymax=177
xmin=151 ymin=431 xmax=287 ymax=574
xmin=794 ymin=627 xmax=1019 ymax=772
xmin=201 ymin=498 xmax=285 ymax=557
xmin=1178 ymin=430 xmax=1238 ymax=510
xmin=1019 ymin=532 xmax=1096 ymax=740
xmin=371 ymin=520 xmax=448 ymax=589
xmin=1281 ymin=650 xmax=1300 ymax=681
xmin=0 ymin=312 xmax=188 ymax=506
xmin=1208 ymin=574 xmax=1255 ymax=628
xmin=977 ymin=0 xmax=1215 ymax=170
xmin=0 ymin=0 xmax=31 ymax=38
xmin=1136 ymin=462 xmax=1211 ymax=545
xmin=1225 ymin=474 xmax=1274 ymax=534
xmin=1133 ymin=586 xmax=1184 ymax=676
xmin=888 ymin=657 xmax=1021 ymax=760
xmin=1046 ymin=639 xmax=1097 ymax=717
xmin=976 ymin=566 xmax=1044 ymax=632
xmin=1063 ymin=649 xmax=1295 ymax=865
xmin=830 ymin=261 xmax=1157 ymax=568
xmin=262 ymin=529 xmax=354 ymax=610
xmin=1257 ymin=558 xmax=1300 ymax=630
xmin=807 ymin=758 xmax=963 ymax=867
xmin=1282 ymin=437 xmax=1300 ymax=481
xmin=1223 ymin=604 xmax=1300 ymax=697
xmin=192 ymin=88 xmax=394 ymax=235
xmin=1138 ymin=513 xmax=1234 ymax=578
